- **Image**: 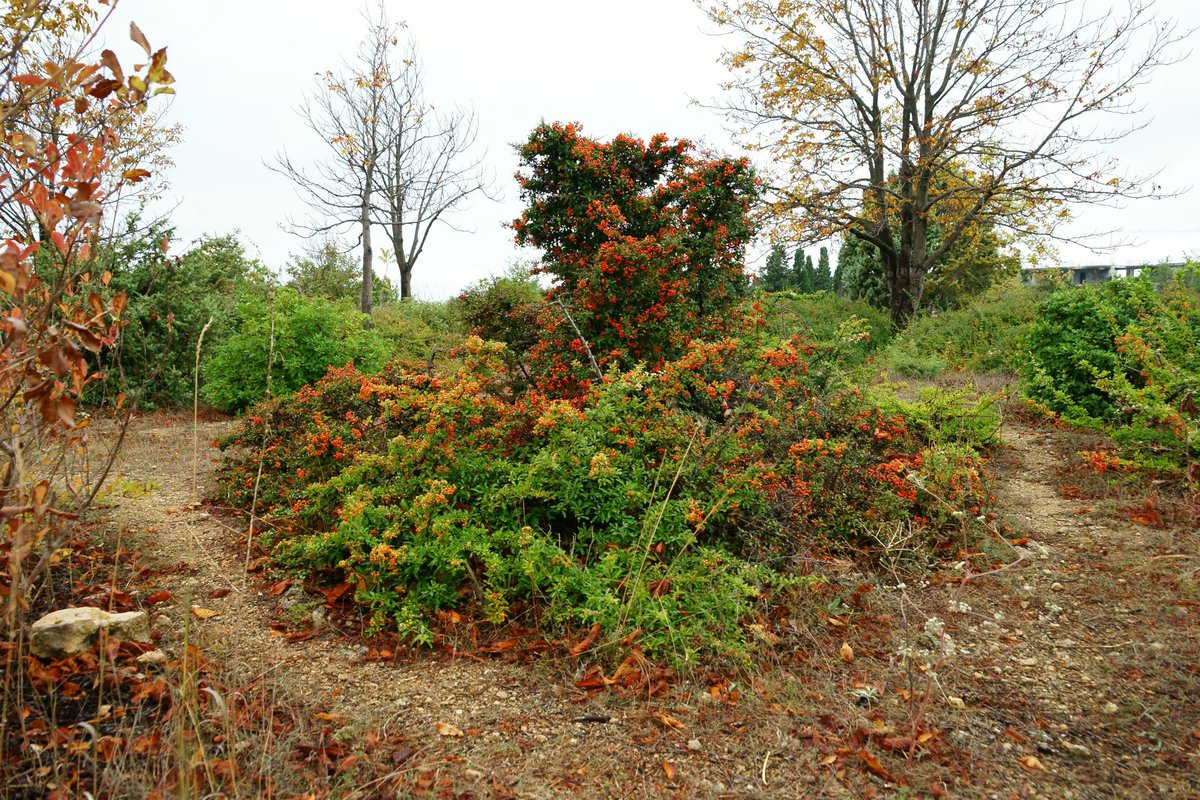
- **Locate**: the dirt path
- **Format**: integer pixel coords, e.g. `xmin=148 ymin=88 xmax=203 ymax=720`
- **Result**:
xmin=94 ymin=414 xmax=1199 ymax=798
xmin=945 ymin=423 xmax=1200 ymax=798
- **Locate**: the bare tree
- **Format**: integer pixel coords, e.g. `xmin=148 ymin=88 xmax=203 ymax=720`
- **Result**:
xmin=707 ymin=0 xmax=1189 ymax=325
xmin=373 ymin=36 xmax=492 ymax=300
xmin=271 ymin=16 xmax=390 ymax=317
xmin=274 ymin=9 xmax=491 ymax=311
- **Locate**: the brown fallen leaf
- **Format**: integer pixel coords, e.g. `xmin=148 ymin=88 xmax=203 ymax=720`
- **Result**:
xmin=207 ymin=588 xmax=231 ymax=600
xmin=435 ymin=721 xmax=464 ymax=737
xmin=190 ymin=606 xmax=220 ymax=620
xmin=818 ymin=754 xmax=838 ymax=767
xmin=661 ymin=761 xmax=677 ymax=782
xmin=1019 ymin=755 xmax=1046 ymax=771
xmin=654 ymin=712 xmax=686 ymax=730
xmin=145 ymin=590 xmax=172 ymax=604
xmin=840 ymin=642 xmax=856 ymax=663
xmin=857 ymin=748 xmax=898 ymax=783
xmin=568 ymin=624 xmax=601 ymax=657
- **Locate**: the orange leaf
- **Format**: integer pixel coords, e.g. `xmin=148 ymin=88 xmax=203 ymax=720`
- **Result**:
xmin=435 ymin=721 xmax=464 ymax=737
xmin=191 ymin=606 xmax=220 ymax=620
xmin=654 ymin=712 xmax=686 ymax=730
xmin=857 ymin=748 xmax=898 ymax=782
xmin=840 ymin=642 xmax=856 ymax=663
xmin=568 ymin=623 xmax=601 ymax=657
xmin=1019 ymin=755 xmax=1046 ymax=771
xmin=661 ymin=761 xmax=677 ymax=782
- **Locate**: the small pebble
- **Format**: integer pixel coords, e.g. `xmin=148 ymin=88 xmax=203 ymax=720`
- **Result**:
xmin=688 ymin=738 xmax=702 ymax=751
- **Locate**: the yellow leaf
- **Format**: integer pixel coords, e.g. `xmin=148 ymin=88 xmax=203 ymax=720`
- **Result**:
xmin=191 ymin=606 xmax=220 ymax=620
xmin=435 ymin=721 xmax=464 ymax=737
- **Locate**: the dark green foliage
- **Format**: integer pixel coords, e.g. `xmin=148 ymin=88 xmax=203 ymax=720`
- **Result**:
xmin=837 ymin=235 xmax=889 ymax=307
xmin=816 ymin=246 xmax=832 ymax=292
xmin=453 ymin=267 xmax=544 ymax=363
xmin=761 ymin=244 xmax=789 ymax=292
xmin=791 ymin=248 xmax=811 ymax=292
xmin=89 ymin=223 xmax=269 ymax=408
xmin=201 ymin=288 xmax=389 ymax=413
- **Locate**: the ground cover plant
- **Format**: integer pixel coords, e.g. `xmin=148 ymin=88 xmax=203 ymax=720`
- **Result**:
xmin=216 ymin=332 xmax=994 ymax=667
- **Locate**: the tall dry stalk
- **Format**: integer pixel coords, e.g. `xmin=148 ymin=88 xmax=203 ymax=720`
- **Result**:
xmin=244 ymin=294 xmax=276 ymax=577
xmin=191 ymin=316 xmax=213 ymax=504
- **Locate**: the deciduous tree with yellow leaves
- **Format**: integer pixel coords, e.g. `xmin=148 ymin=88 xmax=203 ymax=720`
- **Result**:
xmin=707 ymin=0 xmax=1186 ymax=325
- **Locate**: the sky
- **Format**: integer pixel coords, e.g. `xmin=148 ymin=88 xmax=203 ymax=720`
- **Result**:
xmin=101 ymin=0 xmax=1200 ymax=299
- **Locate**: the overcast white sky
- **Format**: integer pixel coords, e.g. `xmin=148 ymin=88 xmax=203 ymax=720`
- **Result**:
xmin=102 ymin=0 xmax=1200 ymax=299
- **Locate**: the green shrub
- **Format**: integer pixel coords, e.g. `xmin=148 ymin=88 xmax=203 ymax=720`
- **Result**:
xmin=453 ymin=269 xmax=543 ymax=361
xmin=216 ymin=333 xmax=994 ymax=665
xmin=371 ymin=298 xmax=463 ymax=362
xmin=1025 ymin=268 xmax=1200 ymax=479
xmin=88 ymin=225 xmax=271 ymax=408
xmin=760 ymin=291 xmax=894 ymax=363
xmin=886 ymin=280 xmax=1053 ymax=376
xmin=201 ymin=288 xmax=389 ymax=413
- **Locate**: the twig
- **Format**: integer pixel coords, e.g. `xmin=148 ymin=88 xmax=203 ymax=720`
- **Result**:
xmin=554 ymin=296 xmax=602 ymax=382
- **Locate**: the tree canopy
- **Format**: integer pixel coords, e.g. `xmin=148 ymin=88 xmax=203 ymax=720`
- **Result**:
xmin=708 ymin=0 xmax=1185 ymax=324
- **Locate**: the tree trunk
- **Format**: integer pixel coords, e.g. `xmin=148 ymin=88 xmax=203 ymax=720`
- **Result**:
xmin=391 ymin=220 xmax=411 ymax=300
xmin=360 ymin=193 xmax=374 ymax=324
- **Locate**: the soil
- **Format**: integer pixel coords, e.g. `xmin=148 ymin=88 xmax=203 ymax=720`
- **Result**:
xmin=90 ymin=410 xmax=1200 ymax=799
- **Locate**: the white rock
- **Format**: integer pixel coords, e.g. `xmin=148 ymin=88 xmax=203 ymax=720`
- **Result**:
xmin=30 ymin=607 xmax=151 ymax=659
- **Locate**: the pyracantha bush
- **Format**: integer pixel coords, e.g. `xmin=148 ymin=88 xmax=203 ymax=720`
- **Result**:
xmin=217 ymin=329 xmax=992 ymax=665
xmin=511 ymin=122 xmax=758 ymax=396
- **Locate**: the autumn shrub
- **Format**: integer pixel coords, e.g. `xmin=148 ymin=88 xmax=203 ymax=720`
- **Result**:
xmin=216 ymin=330 xmax=993 ymax=665
xmin=512 ymin=123 xmax=758 ymax=395
xmin=0 ymin=6 xmax=175 ymax=633
xmin=202 ymin=287 xmax=389 ymax=413
xmin=1025 ymin=269 xmax=1200 ymax=481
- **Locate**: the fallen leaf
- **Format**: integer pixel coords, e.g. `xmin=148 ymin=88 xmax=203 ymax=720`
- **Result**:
xmin=840 ymin=642 xmax=856 ymax=663
xmin=818 ymin=754 xmax=838 ymax=767
xmin=857 ymin=748 xmax=898 ymax=782
xmin=1005 ymin=726 xmax=1029 ymax=744
xmin=207 ymin=588 xmax=231 ymax=600
xmin=661 ymin=761 xmax=677 ymax=782
xmin=946 ymin=695 xmax=966 ymax=709
xmin=436 ymin=722 xmax=464 ymax=737
xmin=654 ymin=712 xmax=686 ymax=730
xmin=145 ymin=591 xmax=172 ymax=604
xmin=1019 ymin=755 xmax=1046 ymax=771
xmin=190 ymin=606 xmax=220 ymax=620
xmin=568 ymin=624 xmax=601 ymax=657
